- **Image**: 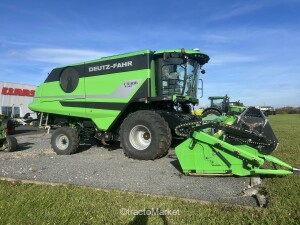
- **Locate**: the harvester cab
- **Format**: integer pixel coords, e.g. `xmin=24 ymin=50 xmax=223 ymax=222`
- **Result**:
xmin=154 ymin=48 xmax=208 ymax=106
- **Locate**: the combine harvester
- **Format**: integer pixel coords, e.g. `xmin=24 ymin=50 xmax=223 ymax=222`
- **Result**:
xmin=29 ymin=48 xmax=299 ymax=176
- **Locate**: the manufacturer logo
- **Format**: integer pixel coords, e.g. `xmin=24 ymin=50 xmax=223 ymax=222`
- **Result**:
xmin=1 ymin=87 xmax=35 ymax=97
xmin=123 ymin=80 xmax=139 ymax=88
xmin=89 ymin=61 xmax=133 ymax=72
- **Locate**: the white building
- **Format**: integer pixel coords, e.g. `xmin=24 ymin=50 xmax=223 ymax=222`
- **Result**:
xmin=0 ymin=81 xmax=37 ymax=118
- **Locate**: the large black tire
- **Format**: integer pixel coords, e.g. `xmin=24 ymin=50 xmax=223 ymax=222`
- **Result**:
xmin=120 ymin=110 xmax=171 ymax=160
xmin=3 ymin=136 xmax=18 ymax=152
xmin=2 ymin=119 xmax=15 ymax=135
xmin=51 ymin=127 xmax=79 ymax=155
xmin=202 ymin=108 xmax=222 ymax=117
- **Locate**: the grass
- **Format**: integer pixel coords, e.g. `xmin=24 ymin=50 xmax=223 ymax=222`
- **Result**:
xmin=0 ymin=114 xmax=300 ymax=224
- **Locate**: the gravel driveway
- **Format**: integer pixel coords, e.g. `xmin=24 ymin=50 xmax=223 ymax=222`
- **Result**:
xmin=0 ymin=126 xmax=257 ymax=206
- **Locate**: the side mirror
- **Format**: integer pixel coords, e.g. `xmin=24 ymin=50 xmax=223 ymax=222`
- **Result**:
xmin=198 ymin=79 xmax=203 ymax=98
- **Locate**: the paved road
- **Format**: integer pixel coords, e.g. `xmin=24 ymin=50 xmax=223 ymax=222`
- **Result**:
xmin=0 ymin=129 xmax=257 ymax=206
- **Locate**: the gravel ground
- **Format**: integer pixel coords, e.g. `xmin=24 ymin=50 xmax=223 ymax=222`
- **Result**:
xmin=0 ymin=126 xmax=257 ymax=206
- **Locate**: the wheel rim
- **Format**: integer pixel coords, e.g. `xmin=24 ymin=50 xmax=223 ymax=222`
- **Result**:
xmin=3 ymin=140 xmax=9 ymax=150
xmin=56 ymin=134 xmax=69 ymax=150
xmin=129 ymin=125 xmax=151 ymax=150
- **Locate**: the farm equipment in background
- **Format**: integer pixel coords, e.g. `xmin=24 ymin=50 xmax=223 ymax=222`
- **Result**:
xmin=256 ymin=106 xmax=276 ymax=116
xmin=10 ymin=112 xmax=38 ymax=127
xmin=0 ymin=115 xmax=18 ymax=152
xmin=29 ymin=48 xmax=299 ymax=176
xmin=229 ymin=100 xmax=245 ymax=110
xmin=201 ymin=95 xmax=246 ymax=117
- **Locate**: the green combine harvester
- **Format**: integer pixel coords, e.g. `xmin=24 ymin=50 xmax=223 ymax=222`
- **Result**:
xmin=29 ymin=48 xmax=299 ymax=176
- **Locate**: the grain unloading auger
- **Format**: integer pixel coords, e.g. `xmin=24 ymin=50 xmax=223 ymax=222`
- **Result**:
xmin=176 ymin=107 xmax=300 ymax=176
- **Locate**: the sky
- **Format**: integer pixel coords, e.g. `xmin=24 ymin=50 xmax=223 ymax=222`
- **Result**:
xmin=0 ymin=0 xmax=299 ymax=108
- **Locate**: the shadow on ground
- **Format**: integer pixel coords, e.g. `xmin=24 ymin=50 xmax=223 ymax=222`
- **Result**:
xmin=12 ymin=125 xmax=45 ymax=137
xmin=16 ymin=142 xmax=35 ymax=151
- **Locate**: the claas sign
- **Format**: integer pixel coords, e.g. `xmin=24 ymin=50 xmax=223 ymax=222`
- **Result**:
xmin=1 ymin=87 xmax=35 ymax=97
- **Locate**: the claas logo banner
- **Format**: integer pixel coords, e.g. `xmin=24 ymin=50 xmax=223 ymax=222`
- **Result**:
xmin=1 ymin=87 xmax=35 ymax=97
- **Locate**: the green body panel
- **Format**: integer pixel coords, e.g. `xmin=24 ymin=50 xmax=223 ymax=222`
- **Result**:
xmin=92 ymin=114 xmax=120 ymax=130
xmin=192 ymin=115 xmax=235 ymax=139
xmin=30 ymin=79 xmax=86 ymax=117
xmin=84 ymin=70 xmax=149 ymax=129
xmin=83 ymin=70 xmax=149 ymax=100
xmin=150 ymin=60 xmax=156 ymax=97
xmin=29 ymin=49 xmax=154 ymax=130
xmin=30 ymin=69 xmax=149 ymax=130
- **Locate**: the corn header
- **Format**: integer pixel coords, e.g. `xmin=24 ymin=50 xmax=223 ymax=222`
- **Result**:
xmin=176 ymin=107 xmax=299 ymax=176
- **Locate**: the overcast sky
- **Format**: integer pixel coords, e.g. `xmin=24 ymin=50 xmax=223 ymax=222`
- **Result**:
xmin=0 ymin=0 xmax=299 ymax=107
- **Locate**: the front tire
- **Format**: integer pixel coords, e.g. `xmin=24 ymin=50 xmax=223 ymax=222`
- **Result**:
xmin=120 ymin=111 xmax=171 ymax=160
xmin=51 ymin=127 xmax=79 ymax=155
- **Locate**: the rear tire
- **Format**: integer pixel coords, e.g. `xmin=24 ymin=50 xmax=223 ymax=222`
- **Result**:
xmin=3 ymin=136 xmax=18 ymax=152
xmin=120 ymin=110 xmax=171 ymax=160
xmin=51 ymin=127 xmax=79 ymax=155
xmin=202 ymin=108 xmax=222 ymax=117
xmin=2 ymin=119 xmax=15 ymax=135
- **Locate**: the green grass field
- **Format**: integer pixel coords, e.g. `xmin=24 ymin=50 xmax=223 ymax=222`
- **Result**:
xmin=0 ymin=114 xmax=299 ymax=225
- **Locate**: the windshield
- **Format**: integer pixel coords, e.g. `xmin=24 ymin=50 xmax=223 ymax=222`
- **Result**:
xmin=211 ymin=99 xmax=224 ymax=109
xmin=161 ymin=59 xmax=200 ymax=98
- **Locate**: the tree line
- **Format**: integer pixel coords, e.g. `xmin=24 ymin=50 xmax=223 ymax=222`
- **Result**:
xmin=275 ymin=107 xmax=300 ymax=114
